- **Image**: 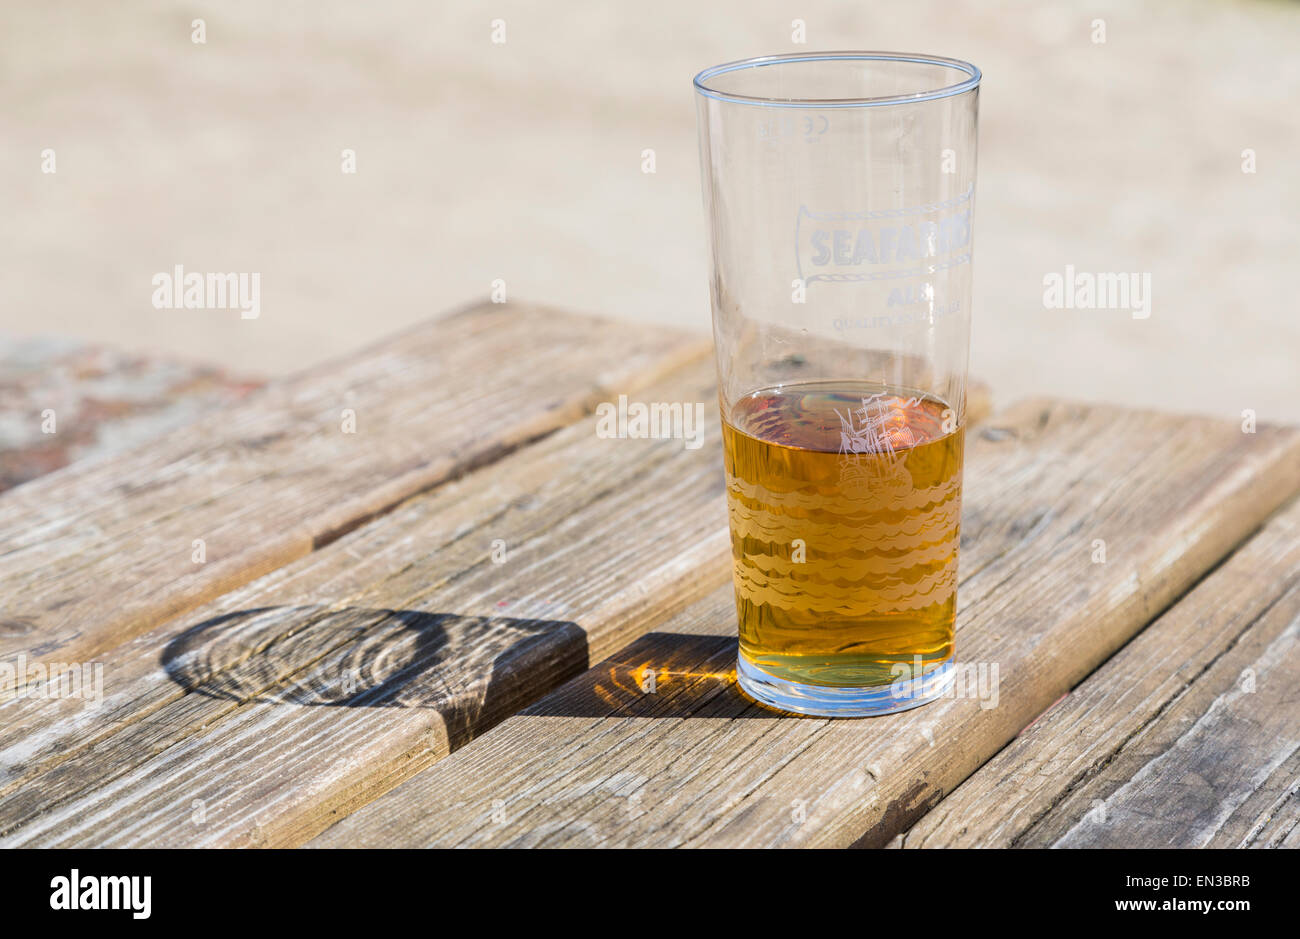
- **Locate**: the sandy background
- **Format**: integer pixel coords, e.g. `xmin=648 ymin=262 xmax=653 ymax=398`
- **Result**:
xmin=2 ymin=0 xmax=1297 ymax=421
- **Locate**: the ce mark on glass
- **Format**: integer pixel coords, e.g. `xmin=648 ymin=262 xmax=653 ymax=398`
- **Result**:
xmin=758 ymin=113 xmax=830 ymax=142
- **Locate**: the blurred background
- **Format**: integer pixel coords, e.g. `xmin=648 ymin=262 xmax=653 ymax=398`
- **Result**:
xmin=2 ymin=0 xmax=1297 ymax=480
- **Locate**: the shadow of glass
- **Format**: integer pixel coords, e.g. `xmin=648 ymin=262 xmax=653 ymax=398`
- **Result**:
xmin=163 ymin=608 xmax=763 ymax=737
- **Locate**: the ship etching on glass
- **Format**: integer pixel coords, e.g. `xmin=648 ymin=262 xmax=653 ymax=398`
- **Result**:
xmin=835 ymin=392 xmax=924 ymax=490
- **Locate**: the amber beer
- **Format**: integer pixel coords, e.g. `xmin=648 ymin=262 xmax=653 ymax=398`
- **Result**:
xmin=722 ymin=381 xmax=963 ymax=691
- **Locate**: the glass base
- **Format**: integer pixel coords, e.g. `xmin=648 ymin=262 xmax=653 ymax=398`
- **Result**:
xmin=736 ymin=654 xmax=954 ymax=717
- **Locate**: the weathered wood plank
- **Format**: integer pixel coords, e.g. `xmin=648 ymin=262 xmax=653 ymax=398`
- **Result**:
xmin=307 ymin=402 xmax=1300 ymax=848
xmin=0 ymin=336 xmax=263 ymax=493
xmin=0 ymin=359 xmax=729 ymax=846
xmin=0 ymin=303 xmax=708 ymax=680
xmin=1229 ymin=746 xmax=1300 ymax=848
xmin=902 ymin=498 xmax=1300 ymax=848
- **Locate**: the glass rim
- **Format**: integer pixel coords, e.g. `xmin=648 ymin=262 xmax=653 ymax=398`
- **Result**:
xmin=692 ymin=51 xmax=981 ymax=109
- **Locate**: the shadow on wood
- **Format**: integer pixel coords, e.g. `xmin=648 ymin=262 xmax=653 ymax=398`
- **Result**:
xmin=161 ymin=606 xmax=590 ymax=744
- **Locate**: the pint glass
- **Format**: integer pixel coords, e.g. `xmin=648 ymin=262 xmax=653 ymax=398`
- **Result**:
xmin=693 ymin=52 xmax=981 ymax=716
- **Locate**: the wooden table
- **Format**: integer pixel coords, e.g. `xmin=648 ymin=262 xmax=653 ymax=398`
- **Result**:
xmin=1 ymin=304 xmax=1297 ymax=848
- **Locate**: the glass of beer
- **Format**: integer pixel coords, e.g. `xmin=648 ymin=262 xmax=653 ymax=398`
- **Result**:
xmin=693 ymin=52 xmax=981 ymax=716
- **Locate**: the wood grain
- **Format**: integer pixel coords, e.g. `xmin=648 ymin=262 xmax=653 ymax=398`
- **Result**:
xmin=0 ymin=359 xmax=729 ymax=846
xmin=903 ymin=497 xmax=1300 ymax=848
xmin=308 ymin=401 xmax=1300 ymax=848
xmin=0 ymin=302 xmax=708 ymax=680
